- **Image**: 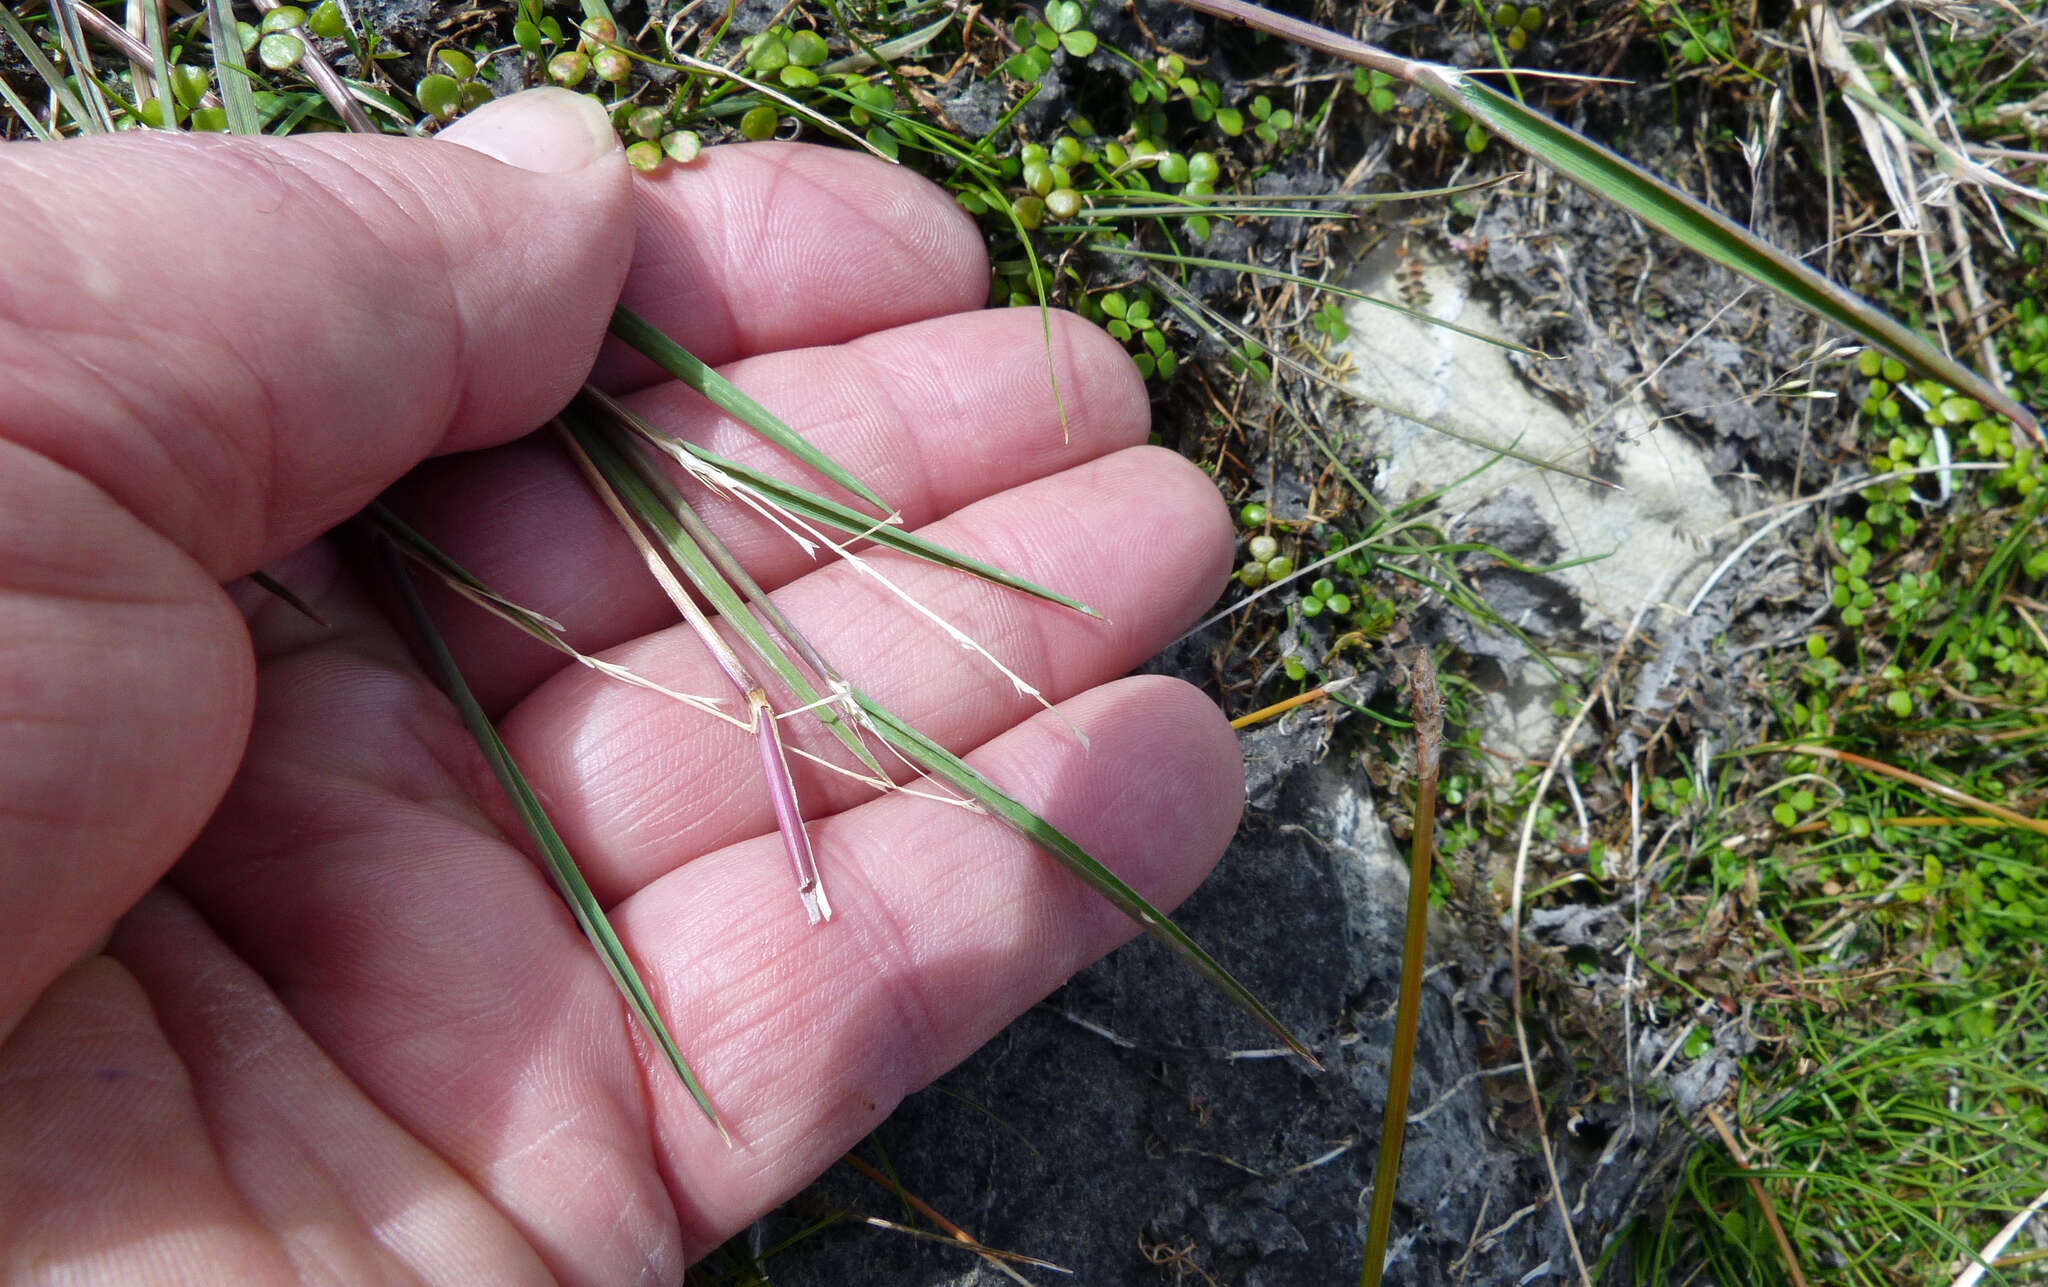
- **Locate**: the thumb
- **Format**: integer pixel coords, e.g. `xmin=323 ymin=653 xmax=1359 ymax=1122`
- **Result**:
xmin=0 ymin=88 xmax=633 ymax=1034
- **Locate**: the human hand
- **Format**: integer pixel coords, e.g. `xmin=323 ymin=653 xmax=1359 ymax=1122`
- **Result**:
xmin=0 ymin=89 xmax=1244 ymax=1282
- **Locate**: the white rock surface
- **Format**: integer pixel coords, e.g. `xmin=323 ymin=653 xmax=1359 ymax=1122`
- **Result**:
xmin=1339 ymin=242 xmax=1742 ymax=631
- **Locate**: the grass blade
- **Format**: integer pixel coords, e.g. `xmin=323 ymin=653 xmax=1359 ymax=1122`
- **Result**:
xmin=1168 ymin=0 xmax=2042 ymax=446
xmin=571 ymin=343 xmax=1310 ymax=1068
xmin=0 ymin=4 xmax=96 ymax=131
xmin=635 ymin=46 xmax=897 ymax=163
xmin=204 ymin=0 xmax=262 ymax=134
xmin=0 ymin=74 xmax=54 ymax=139
xmin=557 ymin=422 xmax=837 ymax=924
xmin=368 ymin=502 xmax=581 ymax=636
xmin=607 ymin=307 xmax=891 ymax=510
xmin=366 ymin=501 xmax=732 ymax=717
xmin=646 ymin=431 xmax=1104 ymax=619
xmin=48 ymin=0 xmax=116 ymax=132
xmin=1445 ymin=75 xmax=2040 ymax=443
xmin=379 ymin=537 xmax=729 ymax=1142
xmin=561 ymin=411 xmax=893 ymax=783
xmin=590 ymin=405 xmax=867 ymax=710
xmin=848 ymin=687 xmax=1321 ymax=1068
xmin=247 ymin=569 xmax=328 ymax=626
xmin=136 ymin=0 xmax=177 ymax=132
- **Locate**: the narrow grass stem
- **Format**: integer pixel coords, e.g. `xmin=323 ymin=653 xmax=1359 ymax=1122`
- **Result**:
xmin=201 ymin=0 xmax=259 ymax=133
xmin=246 ymin=568 xmax=329 ymax=625
xmin=600 ymin=317 xmax=890 ymax=511
xmin=839 ymin=1152 xmax=1057 ymax=1282
xmin=249 ymin=0 xmax=376 ymax=133
xmin=644 ymin=46 xmax=896 ymax=162
xmin=61 ymin=1 xmax=222 ymax=113
xmin=48 ymin=0 xmax=116 ymax=130
xmin=582 ymin=387 xmax=856 ymax=683
xmin=1359 ymin=649 xmax=1442 ymax=1287
xmin=0 ymin=2 xmax=97 ymax=129
xmin=754 ymin=689 xmax=831 ymax=924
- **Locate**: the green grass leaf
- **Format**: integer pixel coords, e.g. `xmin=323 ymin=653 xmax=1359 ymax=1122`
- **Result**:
xmin=1446 ymin=74 xmax=2040 ymax=443
xmin=0 ymin=73 xmax=54 ymax=140
xmin=0 ymin=4 xmax=98 ymax=132
xmin=205 ymin=0 xmax=264 ymax=135
xmin=560 ymin=410 xmax=893 ymax=784
xmin=651 ymin=434 xmax=1104 ymax=619
xmin=608 ymin=306 xmax=891 ymax=511
xmin=560 ymin=404 xmax=1309 ymax=1067
xmin=1167 ymin=0 xmax=2041 ymax=446
xmin=137 ymin=0 xmax=178 ymax=132
xmin=381 ymin=538 xmax=729 ymax=1141
xmin=850 ymin=688 xmax=1322 ymax=1068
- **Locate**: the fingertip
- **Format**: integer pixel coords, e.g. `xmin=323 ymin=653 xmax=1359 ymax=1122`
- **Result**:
xmin=424 ymin=91 xmax=637 ymax=449
xmin=1043 ymin=308 xmax=1151 ymax=450
xmin=595 ymin=142 xmax=989 ymax=381
xmin=1043 ymin=675 xmax=1245 ymax=919
xmin=436 ymin=86 xmax=622 ymax=176
xmin=1109 ymin=444 xmax=1238 ymax=624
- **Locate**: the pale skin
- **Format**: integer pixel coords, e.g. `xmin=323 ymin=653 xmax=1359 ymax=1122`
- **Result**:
xmin=0 ymin=90 xmax=1245 ymax=1283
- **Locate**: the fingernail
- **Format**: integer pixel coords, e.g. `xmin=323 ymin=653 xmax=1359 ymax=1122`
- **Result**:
xmin=438 ymin=87 xmax=617 ymax=174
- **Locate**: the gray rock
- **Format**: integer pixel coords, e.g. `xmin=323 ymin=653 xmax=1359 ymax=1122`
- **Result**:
xmin=938 ymin=76 xmax=1009 ymax=140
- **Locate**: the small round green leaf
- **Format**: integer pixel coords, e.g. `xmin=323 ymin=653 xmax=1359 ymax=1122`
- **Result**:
xmin=416 ymin=72 xmax=461 ymax=121
xmin=786 ymin=29 xmax=828 ymax=66
xmin=257 ymin=31 xmax=305 ymax=70
xmin=170 ymin=64 xmax=211 ymax=110
xmin=307 ymin=0 xmax=346 ymax=37
xmin=661 ymin=130 xmax=703 ymax=163
xmin=740 ymin=103 xmax=780 ymax=140
xmin=434 ymin=47 xmax=476 ymax=80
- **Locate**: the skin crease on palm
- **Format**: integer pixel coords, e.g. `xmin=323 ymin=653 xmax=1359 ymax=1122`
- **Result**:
xmin=0 ymin=88 xmax=1247 ymax=1284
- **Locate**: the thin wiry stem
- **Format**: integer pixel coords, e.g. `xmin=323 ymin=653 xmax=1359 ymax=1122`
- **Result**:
xmin=1703 ymin=1105 xmax=1812 ymax=1287
xmin=1782 ymin=744 xmax=2048 ymax=839
xmin=583 ymin=388 xmax=849 ymax=682
xmin=378 ymin=535 xmax=731 ymax=1141
xmin=840 ymin=1152 xmax=1060 ymax=1283
xmin=672 ymin=446 xmax=1084 ymax=745
xmin=250 ymin=0 xmax=378 ymax=134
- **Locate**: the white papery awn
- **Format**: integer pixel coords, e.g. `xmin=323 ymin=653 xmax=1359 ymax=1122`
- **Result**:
xmin=669 ymin=449 xmax=1089 ymax=749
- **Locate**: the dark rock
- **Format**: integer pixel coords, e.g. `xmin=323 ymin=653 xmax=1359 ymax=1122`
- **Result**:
xmin=762 ymin=752 xmax=1676 ymax=1285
